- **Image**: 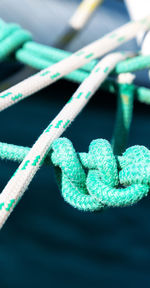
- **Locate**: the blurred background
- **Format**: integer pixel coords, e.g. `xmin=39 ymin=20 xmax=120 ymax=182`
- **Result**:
xmin=0 ymin=0 xmax=150 ymax=287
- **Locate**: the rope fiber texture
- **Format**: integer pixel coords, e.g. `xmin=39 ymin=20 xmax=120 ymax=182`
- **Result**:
xmin=0 ymin=16 xmax=150 ymax=228
xmin=0 ymin=51 xmax=130 ymax=228
xmin=15 ymin=41 xmax=150 ymax=105
xmin=0 ymin=15 xmax=150 ymax=112
xmin=52 ymin=138 xmax=150 ymax=210
xmin=1 ymin=20 xmax=150 ymax=105
xmin=0 ymin=138 xmax=149 ymax=211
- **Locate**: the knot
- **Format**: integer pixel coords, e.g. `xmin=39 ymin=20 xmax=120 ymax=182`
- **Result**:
xmin=51 ymin=138 xmax=150 ymax=211
xmin=51 ymin=138 xmax=101 ymax=211
xmin=0 ymin=19 xmax=32 ymax=61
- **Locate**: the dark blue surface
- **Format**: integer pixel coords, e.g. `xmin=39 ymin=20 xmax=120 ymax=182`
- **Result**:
xmin=0 ymin=76 xmax=150 ymax=287
xmin=0 ymin=0 xmax=150 ymax=287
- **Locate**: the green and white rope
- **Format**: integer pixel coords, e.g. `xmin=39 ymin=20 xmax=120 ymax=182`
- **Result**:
xmin=1 ymin=19 xmax=150 ymax=105
xmin=0 ymin=16 xmax=150 ymax=228
xmin=0 ymin=16 xmax=150 ymax=112
xmin=0 ymin=52 xmax=130 ymax=228
xmin=15 ymin=43 xmax=150 ymax=105
xmin=0 ymin=138 xmax=149 ymax=211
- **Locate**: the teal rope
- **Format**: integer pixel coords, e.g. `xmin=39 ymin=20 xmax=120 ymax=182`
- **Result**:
xmin=0 ymin=18 xmax=150 ymax=211
xmin=0 ymin=20 xmax=150 ymax=105
xmin=15 ymin=43 xmax=150 ymax=105
xmin=16 ymin=41 xmax=150 ymax=74
xmin=16 ymin=48 xmax=90 ymax=84
xmin=116 ymin=54 xmax=150 ymax=74
xmin=0 ymin=138 xmax=149 ymax=210
xmin=0 ymin=30 xmax=32 ymax=61
xmin=112 ymin=83 xmax=134 ymax=155
xmin=15 ymin=41 xmax=150 ymax=75
xmin=136 ymin=87 xmax=150 ymax=104
xmin=103 ymin=81 xmax=150 ymax=106
xmin=0 ymin=24 xmax=20 ymax=42
xmin=0 ymin=20 xmax=31 ymax=61
xmin=21 ymin=41 xmax=98 ymax=73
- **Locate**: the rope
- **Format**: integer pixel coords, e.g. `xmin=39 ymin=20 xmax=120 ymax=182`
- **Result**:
xmin=0 ymin=22 xmax=31 ymax=61
xmin=69 ymin=0 xmax=103 ymax=31
xmin=55 ymin=0 xmax=103 ymax=48
xmin=0 ymin=52 xmax=130 ymax=228
xmin=0 ymin=138 xmax=149 ymax=211
xmin=14 ymin=43 xmax=150 ymax=106
xmin=16 ymin=41 xmax=97 ymax=73
xmin=1 ymin=21 xmax=150 ymax=105
xmin=0 ymin=16 xmax=150 ymax=112
xmin=112 ymin=73 xmax=135 ymax=155
xmin=16 ymin=41 xmax=150 ymax=74
xmin=15 ymin=45 xmax=150 ymax=105
xmin=0 ymin=16 xmax=150 ymax=228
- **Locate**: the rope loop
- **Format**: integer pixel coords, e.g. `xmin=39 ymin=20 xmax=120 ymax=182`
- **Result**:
xmin=51 ymin=138 xmax=150 ymax=211
xmin=51 ymin=138 xmax=101 ymax=211
xmin=0 ymin=20 xmax=32 ymax=61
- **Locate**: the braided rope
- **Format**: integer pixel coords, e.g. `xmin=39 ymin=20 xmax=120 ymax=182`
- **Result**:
xmin=16 ymin=41 xmax=150 ymax=75
xmin=0 ymin=16 xmax=150 ymax=112
xmin=0 ymin=20 xmax=150 ymax=105
xmin=0 ymin=138 xmax=149 ymax=211
xmin=0 ymin=17 xmax=150 ymax=228
xmin=0 ymin=21 xmax=31 ymax=61
xmin=15 ymin=45 xmax=150 ymax=105
xmin=55 ymin=138 xmax=149 ymax=210
xmin=0 ymin=52 xmax=131 ymax=228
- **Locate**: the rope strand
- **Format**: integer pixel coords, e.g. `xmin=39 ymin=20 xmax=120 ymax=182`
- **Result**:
xmin=0 ymin=52 xmax=130 ymax=228
xmin=0 ymin=16 xmax=150 ymax=112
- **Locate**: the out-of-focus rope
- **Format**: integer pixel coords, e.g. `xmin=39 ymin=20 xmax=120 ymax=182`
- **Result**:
xmin=16 ymin=41 xmax=150 ymax=74
xmin=69 ymin=0 xmax=103 ymax=30
xmin=55 ymin=0 xmax=103 ymax=48
xmin=0 ymin=22 xmax=31 ymax=61
xmin=125 ymin=0 xmax=150 ymax=78
xmin=112 ymin=73 xmax=135 ymax=155
xmin=0 ymin=16 xmax=150 ymax=112
xmin=1 ymin=19 xmax=150 ymax=105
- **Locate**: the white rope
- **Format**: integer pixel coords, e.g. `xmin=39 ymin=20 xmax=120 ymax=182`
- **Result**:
xmin=125 ymin=0 xmax=150 ymax=55
xmin=0 ymin=15 xmax=150 ymax=112
xmin=125 ymin=0 xmax=150 ymax=44
xmin=142 ymin=32 xmax=150 ymax=55
xmin=117 ymin=72 xmax=135 ymax=84
xmin=69 ymin=0 xmax=103 ymax=30
xmin=0 ymin=51 xmax=132 ymax=229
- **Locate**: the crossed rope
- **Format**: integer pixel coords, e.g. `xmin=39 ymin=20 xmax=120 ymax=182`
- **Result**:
xmin=34 ymin=138 xmax=150 ymax=210
xmin=0 ymin=138 xmax=149 ymax=211
xmin=0 ymin=17 xmax=150 ymax=227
